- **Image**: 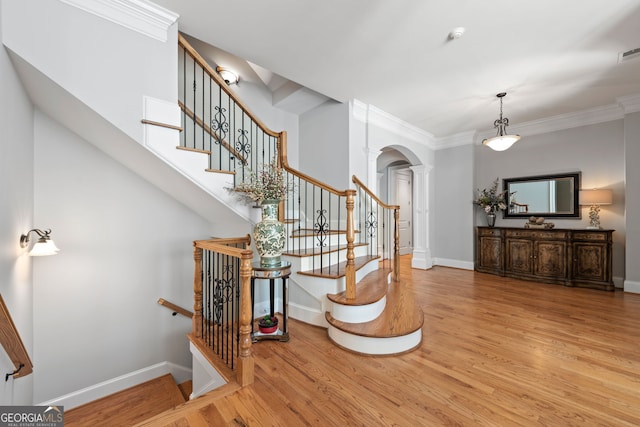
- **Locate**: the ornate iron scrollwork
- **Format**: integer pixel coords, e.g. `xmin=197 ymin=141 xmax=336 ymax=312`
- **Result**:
xmin=365 ymin=211 xmax=377 ymax=240
xmin=235 ymin=129 xmax=250 ymax=157
xmin=211 ymin=106 xmax=229 ymax=143
xmin=314 ymin=208 xmax=329 ymax=247
xmin=213 ymin=265 xmax=236 ymax=325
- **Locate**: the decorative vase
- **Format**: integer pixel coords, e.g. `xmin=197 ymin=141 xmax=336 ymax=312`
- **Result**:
xmin=486 ymin=211 xmax=496 ymax=228
xmin=254 ymin=199 xmax=286 ymax=267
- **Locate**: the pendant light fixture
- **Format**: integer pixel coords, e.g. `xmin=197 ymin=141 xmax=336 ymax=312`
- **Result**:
xmin=482 ymin=92 xmax=521 ymax=151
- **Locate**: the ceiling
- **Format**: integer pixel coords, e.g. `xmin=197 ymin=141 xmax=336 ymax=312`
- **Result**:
xmin=152 ymin=0 xmax=640 ymax=139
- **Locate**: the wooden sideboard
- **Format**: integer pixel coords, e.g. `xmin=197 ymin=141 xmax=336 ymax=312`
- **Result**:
xmin=476 ymin=227 xmax=614 ymax=291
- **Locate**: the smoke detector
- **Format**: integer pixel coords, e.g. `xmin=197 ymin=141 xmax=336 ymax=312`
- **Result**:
xmin=449 ymin=27 xmax=466 ymax=40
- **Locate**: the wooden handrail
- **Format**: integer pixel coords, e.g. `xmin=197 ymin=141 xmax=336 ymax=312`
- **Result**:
xmin=157 ymin=298 xmax=193 ymax=318
xmin=205 ymin=234 xmax=251 ymax=247
xmin=179 ymin=34 xmax=280 ymax=139
xmin=194 ymin=240 xmax=253 ymax=258
xmin=0 ymin=294 xmax=33 ymax=380
xmin=352 ymin=175 xmax=400 ymax=210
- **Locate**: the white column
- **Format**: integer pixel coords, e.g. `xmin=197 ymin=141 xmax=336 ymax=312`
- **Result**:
xmin=364 ymin=147 xmax=382 ymax=193
xmin=410 ymin=164 xmax=433 ymax=269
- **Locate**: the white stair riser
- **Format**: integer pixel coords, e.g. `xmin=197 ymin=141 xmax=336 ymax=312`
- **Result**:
xmin=330 ymin=296 xmax=386 ymax=323
xmin=327 ymin=327 xmax=422 ymax=356
xmin=293 ymin=245 xmax=371 ymax=271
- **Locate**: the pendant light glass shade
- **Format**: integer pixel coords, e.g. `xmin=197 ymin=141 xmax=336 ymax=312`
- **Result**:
xmin=482 ymin=93 xmax=520 ymax=151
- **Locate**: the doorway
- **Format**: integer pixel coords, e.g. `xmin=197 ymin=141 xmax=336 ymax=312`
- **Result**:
xmin=389 ymin=166 xmax=413 ymax=256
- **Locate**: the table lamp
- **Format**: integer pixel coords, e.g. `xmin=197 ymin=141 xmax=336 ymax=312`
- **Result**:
xmin=579 ymin=189 xmax=612 ymax=229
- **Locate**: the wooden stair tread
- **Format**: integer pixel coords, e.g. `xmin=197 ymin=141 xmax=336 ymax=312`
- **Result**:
xmin=283 ymin=242 xmax=367 ymax=257
xmin=327 ymin=268 xmax=391 ymax=306
xmin=326 ymin=279 xmax=424 ymax=338
xmin=178 ymin=380 xmax=192 ymax=400
xmin=297 ymin=255 xmax=379 ymax=279
xmin=136 ymin=382 xmax=243 ymax=426
xmin=65 ymin=373 xmax=186 ymax=426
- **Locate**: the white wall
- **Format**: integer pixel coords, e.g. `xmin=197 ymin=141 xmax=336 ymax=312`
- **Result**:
xmin=474 ymin=120 xmax=626 ymax=283
xmin=32 ymin=111 xmax=216 ymax=403
xmin=433 ymin=144 xmax=474 ymax=268
xmin=1 ymin=0 xmax=177 ymax=145
xmin=300 ymin=101 xmax=350 ymax=190
xmin=232 ymin=82 xmax=300 ymax=169
xmin=624 ymin=112 xmax=640 ymax=292
xmin=0 ymin=5 xmax=34 ymax=404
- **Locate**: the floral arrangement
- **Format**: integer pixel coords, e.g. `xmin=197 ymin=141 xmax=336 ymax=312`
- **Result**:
xmin=233 ymin=159 xmax=291 ymax=204
xmin=474 ymin=178 xmax=513 ymax=213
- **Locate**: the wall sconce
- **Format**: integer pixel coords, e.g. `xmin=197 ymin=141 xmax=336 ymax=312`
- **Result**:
xmin=20 ymin=229 xmax=60 ymax=256
xmin=216 ymin=66 xmax=239 ymax=85
xmin=579 ymin=189 xmax=613 ymax=229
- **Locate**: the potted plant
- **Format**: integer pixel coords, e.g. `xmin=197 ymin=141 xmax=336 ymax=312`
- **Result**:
xmin=474 ymin=178 xmax=513 ymax=227
xmin=233 ymin=159 xmax=292 ymax=266
xmin=258 ymin=314 xmax=279 ymax=334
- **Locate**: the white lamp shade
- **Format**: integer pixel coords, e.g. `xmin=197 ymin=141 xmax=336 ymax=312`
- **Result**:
xmin=29 ymin=239 xmax=59 ymax=256
xmin=482 ymin=134 xmax=521 ymax=151
xmin=580 ymin=189 xmax=612 ymax=206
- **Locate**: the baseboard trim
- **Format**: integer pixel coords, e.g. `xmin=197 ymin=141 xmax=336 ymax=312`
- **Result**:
xmin=38 ymin=361 xmax=191 ymax=410
xmin=433 ymin=258 xmax=474 ymax=270
xmin=624 ymin=279 xmax=640 ymax=294
xmin=411 ymin=249 xmax=433 ymax=270
xmin=288 ymin=302 xmax=326 ymax=328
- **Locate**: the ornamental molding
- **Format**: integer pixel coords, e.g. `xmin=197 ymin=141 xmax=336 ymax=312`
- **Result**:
xmin=351 ymin=99 xmax=436 ymax=149
xmin=59 ymin=0 xmax=179 ymax=42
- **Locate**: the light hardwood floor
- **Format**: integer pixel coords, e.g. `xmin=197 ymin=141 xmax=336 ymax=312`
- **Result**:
xmin=144 ymin=256 xmax=640 ymax=426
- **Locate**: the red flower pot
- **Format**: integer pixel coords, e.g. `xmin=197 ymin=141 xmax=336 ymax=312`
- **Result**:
xmin=258 ymin=316 xmax=279 ymax=334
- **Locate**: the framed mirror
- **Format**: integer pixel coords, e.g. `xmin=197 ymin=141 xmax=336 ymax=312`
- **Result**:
xmin=503 ymin=172 xmax=581 ymax=218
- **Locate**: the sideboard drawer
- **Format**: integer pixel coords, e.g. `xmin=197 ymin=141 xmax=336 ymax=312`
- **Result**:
xmin=572 ymin=231 xmax=608 ymax=241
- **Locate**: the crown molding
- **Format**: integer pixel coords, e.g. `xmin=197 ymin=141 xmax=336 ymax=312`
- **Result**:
xmin=59 ymin=0 xmax=179 ymax=42
xmin=617 ymin=93 xmax=640 ymax=114
xmin=433 ymin=131 xmax=476 ymax=150
xmin=475 ymin=102 xmax=627 ymax=144
xmin=351 ymin=99 xmax=435 ymax=148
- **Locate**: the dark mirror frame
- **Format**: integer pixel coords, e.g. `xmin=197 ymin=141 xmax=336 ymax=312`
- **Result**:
xmin=503 ymin=172 xmax=581 ymax=218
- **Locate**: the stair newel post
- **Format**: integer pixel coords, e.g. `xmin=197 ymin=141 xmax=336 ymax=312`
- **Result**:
xmin=393 ymin=207 xmax=400 ymax=282
xmin=193 ymin=243 xmax=203 ymax=339
xmin=237 ymin=251 xmax=255 ymax=386
xmin=346 ymin=189 xmax=357 ymax=299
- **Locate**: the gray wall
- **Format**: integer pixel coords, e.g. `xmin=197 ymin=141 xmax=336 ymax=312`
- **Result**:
xmin=433 ymin=144 xmax=474 ymax=267
xmin=32 ymin=112 xmax=215 ymax=403
xmin=0 ymin=4 xmax=34 ymax=404
xmin=299 ymin=101 xmax=350 ymax=190
xmin=474 ymin=120 xmax=626 ymax=284
xmin=624 ymin=112 xmax=640 ymax=292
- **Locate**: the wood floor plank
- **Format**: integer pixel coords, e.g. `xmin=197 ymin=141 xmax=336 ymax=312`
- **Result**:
xmin=142 ymin=256 xmax=640 ymax=425
xmin=65 ymin=373 xmax=185 ymax=426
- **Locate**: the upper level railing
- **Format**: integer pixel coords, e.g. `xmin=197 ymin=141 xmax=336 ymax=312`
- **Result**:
xmin=179 ymin=34 xmax=397 ymax=304
xmin=192 ymin=235 xmax=254 ymax=386
xmin=179 ymin=34 xmax=279 ymax=180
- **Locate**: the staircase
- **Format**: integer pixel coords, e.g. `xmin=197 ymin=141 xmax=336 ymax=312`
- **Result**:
xmin=64 ymin=374 xmax=191 ymax=426
xmin=4 ymin=1 xmax=423 ymax=415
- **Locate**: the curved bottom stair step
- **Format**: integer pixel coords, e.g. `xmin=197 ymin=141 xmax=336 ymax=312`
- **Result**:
xmin=325 ymin=279 xmax=424 ymax=356
xmin=328 ymin=268 xmax=390 ymax=323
